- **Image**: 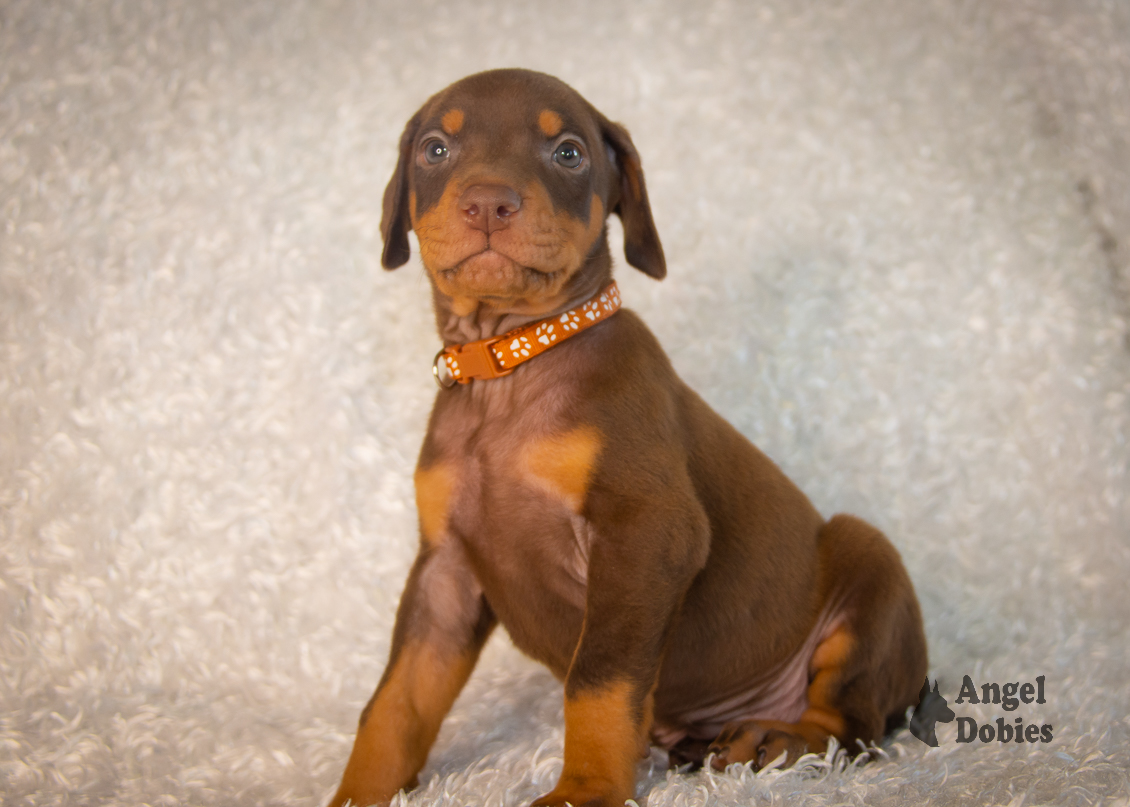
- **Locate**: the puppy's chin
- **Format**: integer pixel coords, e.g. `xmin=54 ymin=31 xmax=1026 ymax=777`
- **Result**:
xmin=430 ymin=249 xmax=567 ymax=313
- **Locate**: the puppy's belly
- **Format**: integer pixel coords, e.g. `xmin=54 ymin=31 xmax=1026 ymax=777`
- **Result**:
xmin=651 ymin=603 xmax=847 ymax=748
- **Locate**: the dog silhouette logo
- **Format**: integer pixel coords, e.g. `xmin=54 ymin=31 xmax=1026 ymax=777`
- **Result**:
xmin=910 ymin=677 xmax=955 ymax=747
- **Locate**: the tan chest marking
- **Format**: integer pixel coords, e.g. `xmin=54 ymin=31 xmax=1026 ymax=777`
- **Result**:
xmin=520 ymin=425 xmax=602 ymax=512
xmin=415 ymin=463 xmax=456 ymax=544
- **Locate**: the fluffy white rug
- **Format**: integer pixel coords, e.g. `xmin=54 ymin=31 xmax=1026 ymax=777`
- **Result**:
xmin=2 ymin=1 xmax=1128 ymax=805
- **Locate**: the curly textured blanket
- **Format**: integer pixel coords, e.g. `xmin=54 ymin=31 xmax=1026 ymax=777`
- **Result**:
xmin=1 ymin=1 xmax=1128 ymax=805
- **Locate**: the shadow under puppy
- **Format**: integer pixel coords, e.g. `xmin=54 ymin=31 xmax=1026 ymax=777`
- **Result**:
xmin=331 ymin=68 xmax=927 ymax=807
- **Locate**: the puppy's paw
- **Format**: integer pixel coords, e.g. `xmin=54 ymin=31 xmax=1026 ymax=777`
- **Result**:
xmin=530 ymin=776 xmax=631 ymax=807
xmin=707 ymin=720 xmax=809 ymax=771
xmin=666 ymin=737 xmax=714 ymax=770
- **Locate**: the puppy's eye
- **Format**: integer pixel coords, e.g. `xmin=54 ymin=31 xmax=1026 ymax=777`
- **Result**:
xmin=422 ymin=139 xmax=449 ymax=164
xmin=553 ymin=142 xmax=583 ymax=169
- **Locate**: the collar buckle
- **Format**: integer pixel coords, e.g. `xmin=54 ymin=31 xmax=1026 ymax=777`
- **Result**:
xmin=434 ymin=336 xmax=513 ymax=388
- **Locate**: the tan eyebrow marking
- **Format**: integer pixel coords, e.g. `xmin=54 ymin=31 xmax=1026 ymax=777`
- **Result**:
xmin=441 ymin=109 xmax=464 ymax=135
xmin=538 ymin=109 xmax=564 ymax=138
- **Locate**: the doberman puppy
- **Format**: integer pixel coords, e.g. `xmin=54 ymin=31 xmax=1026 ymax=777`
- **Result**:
xmin=330 ymin=68 xmax=928 ymax=807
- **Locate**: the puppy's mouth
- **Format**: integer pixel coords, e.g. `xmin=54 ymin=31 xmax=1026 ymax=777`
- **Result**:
xmin=435 ymin=247 xmax=563 ymax=303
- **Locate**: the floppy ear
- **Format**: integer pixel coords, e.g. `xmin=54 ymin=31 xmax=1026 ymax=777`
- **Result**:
xmin=380 ymin=111 xmax=423 ymax=269
xmin=600 ymin=117 xmax=666 ymax=279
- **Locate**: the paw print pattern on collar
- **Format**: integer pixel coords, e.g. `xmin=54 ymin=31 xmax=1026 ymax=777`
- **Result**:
xmin=433 ymin=283 xmax=622 ymax=387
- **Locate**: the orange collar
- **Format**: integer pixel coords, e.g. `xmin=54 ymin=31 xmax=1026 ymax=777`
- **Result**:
xmin=433 ymin=282 xmax=622 ymax=387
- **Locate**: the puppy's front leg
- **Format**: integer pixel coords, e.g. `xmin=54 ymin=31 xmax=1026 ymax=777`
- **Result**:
xmin=534 ymin=483 xmax=709 ymax=807
xmin=331 ymin=540 xmax=495 ymax=807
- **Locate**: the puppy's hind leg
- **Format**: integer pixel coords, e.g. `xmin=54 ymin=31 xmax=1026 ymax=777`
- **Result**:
xmin=709 ymin=515 xmax=927 ymax=770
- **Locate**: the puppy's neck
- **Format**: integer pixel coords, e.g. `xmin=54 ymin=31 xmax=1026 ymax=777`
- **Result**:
xmin=431 ymin=247 xmax=614 ymax=345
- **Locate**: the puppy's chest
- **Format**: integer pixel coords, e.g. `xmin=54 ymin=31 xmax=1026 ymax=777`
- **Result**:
xmin=419 ymin=406 xmax=603 ymax=609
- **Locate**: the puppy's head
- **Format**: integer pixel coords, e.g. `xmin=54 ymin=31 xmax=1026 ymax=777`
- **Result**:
xmin=381 ymin=69 xmax=664 ymax=315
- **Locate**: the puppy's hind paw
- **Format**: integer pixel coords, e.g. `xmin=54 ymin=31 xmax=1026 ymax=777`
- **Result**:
xmin=707 ymin=720 xmax=810 ymax=771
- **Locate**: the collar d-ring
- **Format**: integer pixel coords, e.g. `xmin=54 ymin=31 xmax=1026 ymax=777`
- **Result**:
xmin=432 ymin=348 xmax=458 ymax=389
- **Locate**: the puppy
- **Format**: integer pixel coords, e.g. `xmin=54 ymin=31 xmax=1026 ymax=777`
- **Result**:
xmin=330 ymin=68 xmax=927 ymax=807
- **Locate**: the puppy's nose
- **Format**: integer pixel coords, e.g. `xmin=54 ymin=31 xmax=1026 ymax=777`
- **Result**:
xmin=460 ymin=184 xmax=522 ymax=234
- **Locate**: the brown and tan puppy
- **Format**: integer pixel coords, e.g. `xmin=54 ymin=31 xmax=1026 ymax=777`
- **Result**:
xmin=330 ymin=68 xmax=927 ymax=807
